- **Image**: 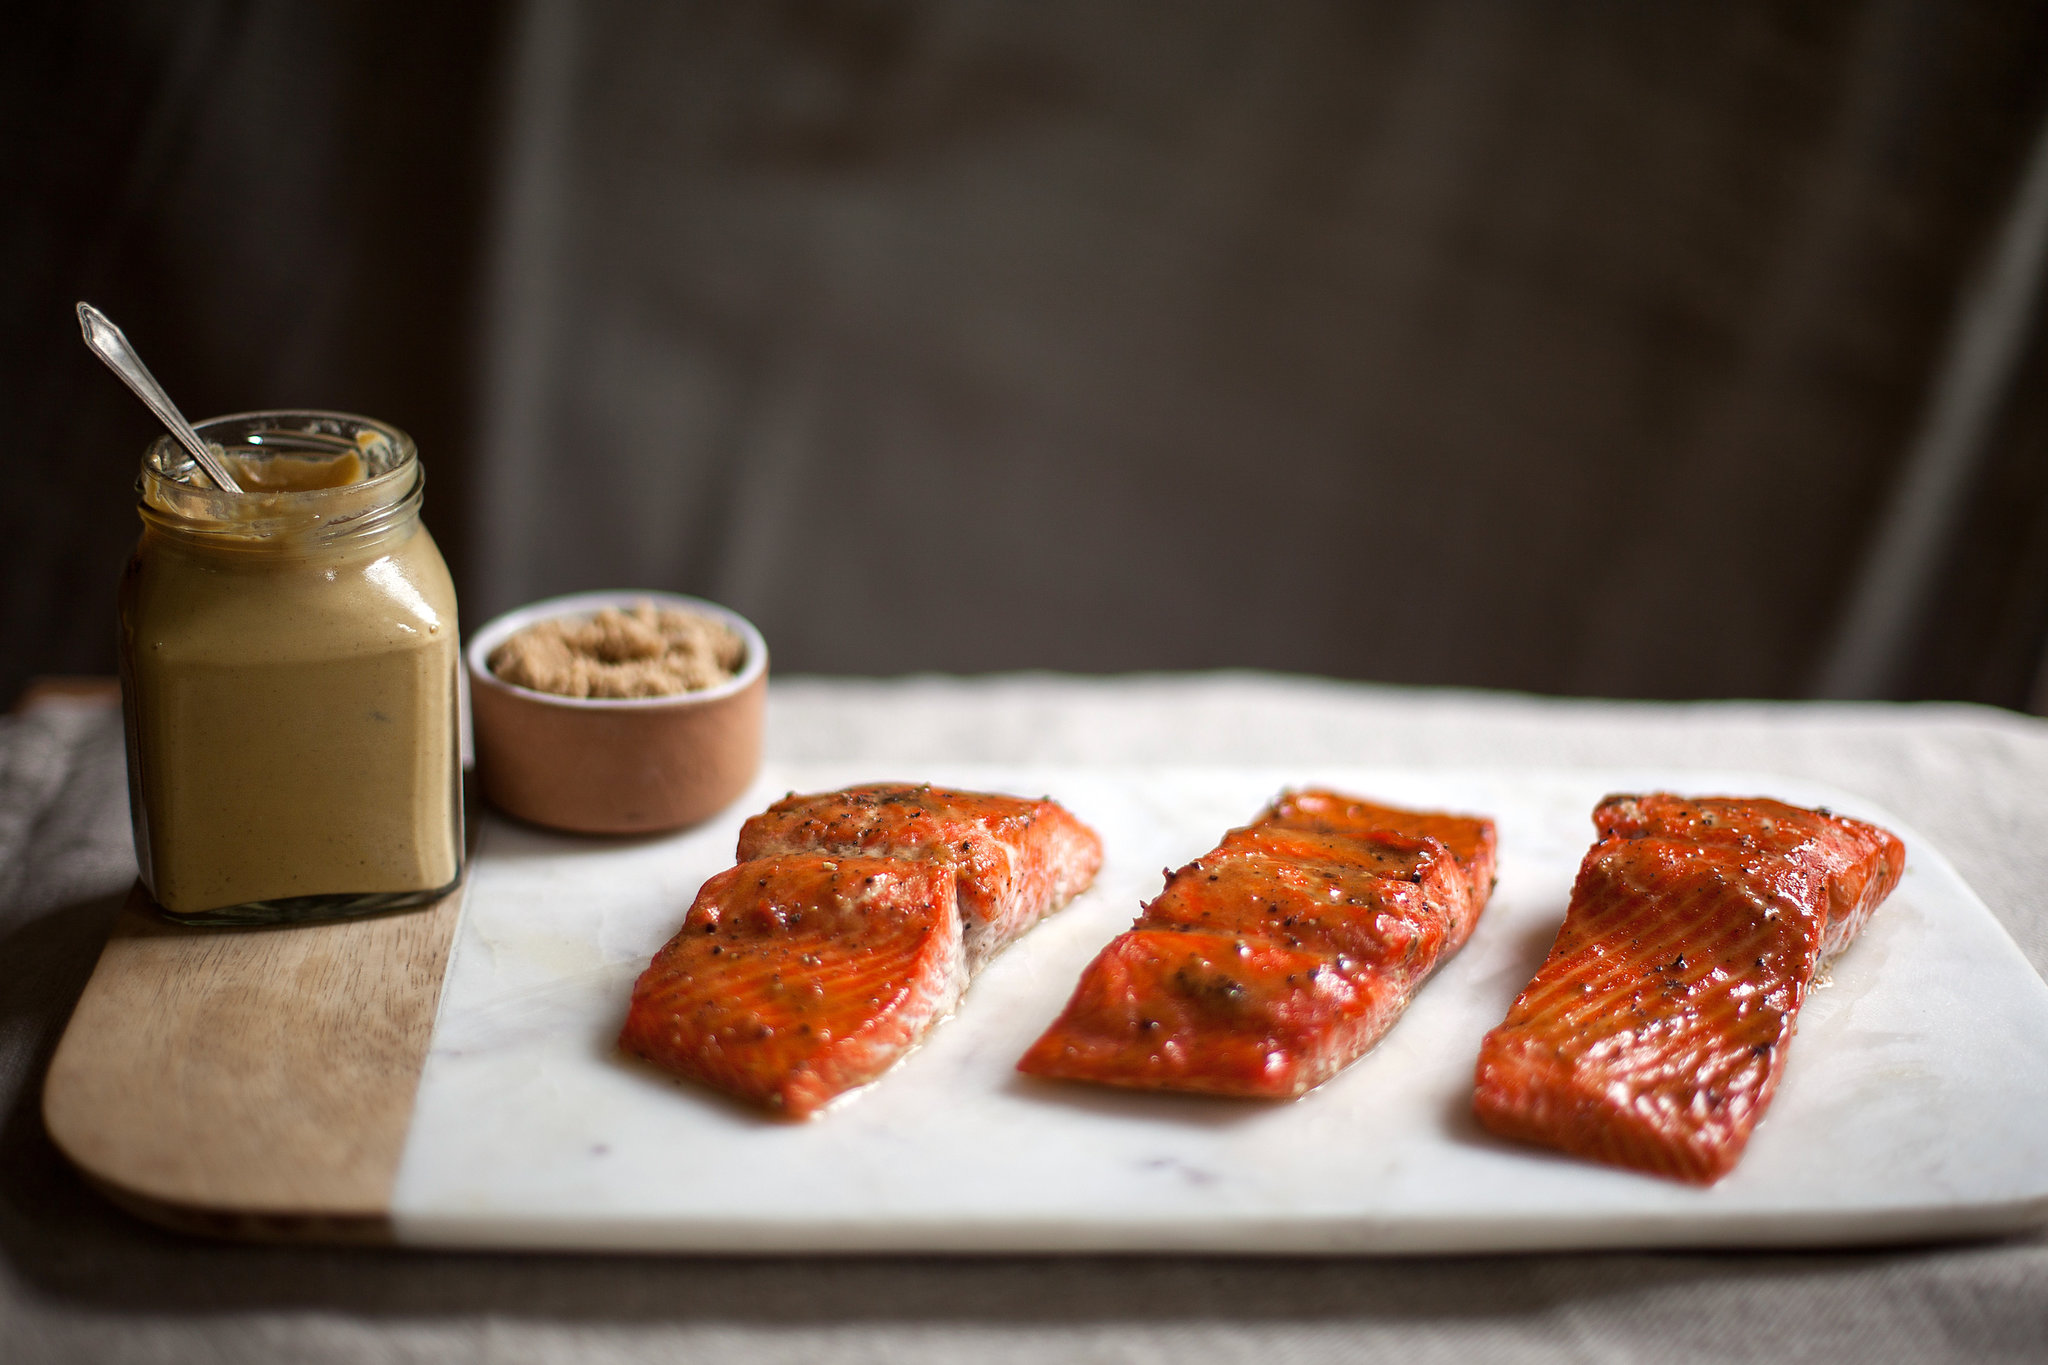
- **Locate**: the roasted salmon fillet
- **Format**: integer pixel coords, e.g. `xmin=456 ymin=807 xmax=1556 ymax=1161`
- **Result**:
xmin=625 ymin=785 xmax=1102 ymax=1117
xmin=739 ymin=783 xmax=1104 ymax=971
xmin=1019 ymin=792 xmax=1497 ymax=1099
xmin=619 ymin=856 xmax=964 ymax=1118
xmin=1472 ymin=793 xmax=1906 ymax=1184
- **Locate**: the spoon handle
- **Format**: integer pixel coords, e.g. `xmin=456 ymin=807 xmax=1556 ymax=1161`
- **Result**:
xmin=76 ymin=302 xmax=244 ymax=494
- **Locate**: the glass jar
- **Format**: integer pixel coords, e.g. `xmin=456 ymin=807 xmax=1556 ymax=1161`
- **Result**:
xmin=117 ymin=411 xmax=463 ymax=924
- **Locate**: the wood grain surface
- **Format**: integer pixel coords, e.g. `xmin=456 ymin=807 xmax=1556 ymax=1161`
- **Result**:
xmin=43 ymin=881 xmax=463 ymax=1239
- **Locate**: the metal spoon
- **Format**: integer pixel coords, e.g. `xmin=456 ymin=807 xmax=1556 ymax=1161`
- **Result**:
xmin=76 ymin=302 xmax=244 ymax=494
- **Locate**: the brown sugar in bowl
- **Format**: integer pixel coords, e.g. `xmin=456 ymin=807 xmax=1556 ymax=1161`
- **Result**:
xmin=466 ymin=591 xmax=767 ymax=834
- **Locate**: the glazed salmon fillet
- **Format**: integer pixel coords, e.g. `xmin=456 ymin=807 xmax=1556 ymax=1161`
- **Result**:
xmin=1019 ymin=792 xmax=1497 ymax=1099
xmin=626 ymin=785 xmax=1102 ymax=1117
xmin=1472 ymin=794 xmax=1906 ymax=1183
xmin=1260 ymin=789 xmax=1498 ymax=927
xmin=619 ymin=856 xmax=964 ymax=1118
xmin=739 ymin=783 xmax=1104 ymax=971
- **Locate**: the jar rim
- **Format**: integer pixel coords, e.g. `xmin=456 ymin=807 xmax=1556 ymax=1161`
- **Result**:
xmin=147 ymin=408 xmax=416 ymax=492
xmin=139 ymin=410 xmax=423 ymax=544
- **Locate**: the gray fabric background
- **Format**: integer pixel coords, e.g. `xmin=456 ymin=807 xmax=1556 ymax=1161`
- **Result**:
xmin=13 ymin=1 xmax=2048 ymax=708
xmin=5 ymin=678 xmax=2046 ymax=1363
xmin=470 ymin=0 xmax=2048 ymax=703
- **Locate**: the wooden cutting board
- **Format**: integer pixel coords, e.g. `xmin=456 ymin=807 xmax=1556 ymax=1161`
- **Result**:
xmin=42 ymin=882 xmax=463 ymax=1241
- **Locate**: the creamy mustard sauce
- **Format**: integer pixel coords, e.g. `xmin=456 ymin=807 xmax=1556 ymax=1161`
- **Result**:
xmin=222 ymin=448 xmax=365 ymax=492
xmin=121 ymin=434 xmax=460 ymax=914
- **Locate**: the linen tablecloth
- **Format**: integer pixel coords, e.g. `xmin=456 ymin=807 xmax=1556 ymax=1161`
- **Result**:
xmin=4 ymin=675 xmax=2044 ymax=1363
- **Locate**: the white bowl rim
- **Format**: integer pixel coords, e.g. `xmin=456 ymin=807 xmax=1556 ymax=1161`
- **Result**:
xmin=465 ymin=590 xmax=769 ymax=710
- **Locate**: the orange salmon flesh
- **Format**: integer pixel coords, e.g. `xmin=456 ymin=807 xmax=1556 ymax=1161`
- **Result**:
xmin=1471 ymin=793 xmax=1905 ymax=1183
xmin=622 ymin=784 xmax=1102 ymax=1118
xmin=1019 ymin=790 xmax=1497 ymax=1099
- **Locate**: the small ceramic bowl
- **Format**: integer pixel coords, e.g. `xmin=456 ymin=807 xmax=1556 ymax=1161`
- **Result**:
xmin=466 ymin=590 xmax=768 ymax=835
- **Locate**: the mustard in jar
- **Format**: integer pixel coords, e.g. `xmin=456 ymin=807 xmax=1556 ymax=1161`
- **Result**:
xmin=117 ymin=411 xmax=462 ymax=922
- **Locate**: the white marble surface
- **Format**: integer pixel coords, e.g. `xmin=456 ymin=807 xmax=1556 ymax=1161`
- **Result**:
xmin=390 ymin=764 xmax=2048 ymax=1252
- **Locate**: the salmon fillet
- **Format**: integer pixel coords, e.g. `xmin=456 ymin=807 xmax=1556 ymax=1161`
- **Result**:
xmin=626 ymin=785 xmax=1102 ymax=1117
xmin=739 ymin=783 xmax=1104 ymax=971
xmin=1472 ymin=793 xmax=1906 ymax=1183
xmin=619 ymin=856 xmax=965 ymax=1119
xmin=1019 ymin=792 xmax=1497 ymax=1098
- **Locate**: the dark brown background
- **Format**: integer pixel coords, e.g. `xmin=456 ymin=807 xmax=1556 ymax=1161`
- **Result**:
xmin=8 ymin=1 xmax=2048 ymax=708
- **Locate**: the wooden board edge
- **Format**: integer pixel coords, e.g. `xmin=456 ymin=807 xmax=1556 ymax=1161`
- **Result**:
xmin=86 ymin=1175 xmax=395 ymax=1245
xmin=43 ymin=879 xmax=466 ymax=1239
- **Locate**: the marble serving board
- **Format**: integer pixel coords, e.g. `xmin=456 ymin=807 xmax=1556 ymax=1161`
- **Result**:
xmin=388 ymin=765 xmax=2048 ymax=1254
